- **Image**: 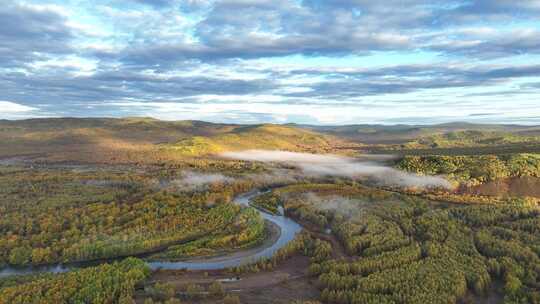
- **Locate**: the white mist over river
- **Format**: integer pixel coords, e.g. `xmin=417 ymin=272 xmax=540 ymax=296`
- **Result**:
xmin=221 ymin=150 xmax=451 ymax=189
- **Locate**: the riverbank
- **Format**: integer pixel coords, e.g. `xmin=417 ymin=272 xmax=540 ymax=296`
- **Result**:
xmin=147 ymin=220 xmax=280 ymax=265
xmin=0 ymin=189 xmax=302 ymax=277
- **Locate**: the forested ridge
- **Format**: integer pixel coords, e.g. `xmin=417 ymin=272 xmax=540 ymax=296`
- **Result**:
xmin=397 ymin=154 xmax=540 ymax=185
xmin=402 ymin=130 xmax=540 ymax=149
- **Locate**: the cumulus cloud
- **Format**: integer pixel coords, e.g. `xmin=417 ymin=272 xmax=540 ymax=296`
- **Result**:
xmin=221 ymin=150 xmax=452 ymax=189
xmin=428 ymin=28 xmax=540 ymax=59
xmin=0 ymin=101 xmax=36 ymax=113
xmin=0 ymin=2 xmax=75 ymax=67
xmin=112 ymin=0 xmax=540 ymax=64
xmin=0 ymin=101 xmax=40 ymax=120
xmin=131 ymin=0 xmax=176 ymax=8
xmin=1 ymin=0 xmax=540 ymax=124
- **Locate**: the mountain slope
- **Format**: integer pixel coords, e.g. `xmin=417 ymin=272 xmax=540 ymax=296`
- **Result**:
xmin=0 ymin=118 xmax=344 ymax=163
xmin=304 ymin=122 xmax=540 ymax=144
xmin=164 ymin=124 xmax=339 ymax=156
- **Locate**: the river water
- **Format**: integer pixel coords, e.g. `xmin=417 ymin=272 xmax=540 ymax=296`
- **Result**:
xmin=0 ymin=190 xmax=302 ymax=277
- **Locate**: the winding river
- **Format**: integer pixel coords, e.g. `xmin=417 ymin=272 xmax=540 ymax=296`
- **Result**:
xmin=0 ymin=190 xmax=302 ymax=277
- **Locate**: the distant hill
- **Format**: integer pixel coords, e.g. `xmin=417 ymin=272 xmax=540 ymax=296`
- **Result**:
xmin=163 ymin=124 xmax=339 ymax=156
xmin=402 ymin=130 xmax=540 ymax=149
xmin=2 ymin=118 xmax=540 ymax=163
xmin=0 ymin=118 xmax=345 ymax=163
xmin=302 ymin=122 xmax=540 ymax=144
xmin=0 ymin=117 xmax=238 ymax=143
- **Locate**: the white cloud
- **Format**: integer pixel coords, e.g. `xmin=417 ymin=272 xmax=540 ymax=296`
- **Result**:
xmin=19 ymin=3 xmax=70 ymax=17
xmin=0 ymin=101 xmax=36 ymax=113
xmin=0 ymin=101 xmax=40 ymax=120
xmin=104 ymin=96 xmax=540 ymax=125
xmin=2 ymin=0 xmax=540 ymax=125
xmin=29 ymin=55 xmax=98 ymax=76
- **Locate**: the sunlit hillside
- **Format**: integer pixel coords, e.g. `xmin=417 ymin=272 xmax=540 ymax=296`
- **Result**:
xmin=0 ymin=118 xmax=350 ymax=164
xmin=164 ymin=124 xmax=341 ymax=156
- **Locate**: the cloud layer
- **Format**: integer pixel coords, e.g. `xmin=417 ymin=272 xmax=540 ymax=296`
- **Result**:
xmin=0 ymin=0 xmax=539 ymax=124
xmin=221 ymin=150 xmax=452 ymax=189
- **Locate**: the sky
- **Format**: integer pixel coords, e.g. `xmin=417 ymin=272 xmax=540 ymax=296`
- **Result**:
xmin=1 ymin=0 xmax=540 ymax=125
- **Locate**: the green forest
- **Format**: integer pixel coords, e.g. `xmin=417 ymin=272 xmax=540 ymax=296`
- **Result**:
xmin=1 ymin=119 xmax=540 ymax=303
xmin=397 ymin=153 xmax=540 ymax=185
xmin=0 ymin=167 xmax=265 ymax=267
xmin=0 ymin=258 xmax=149 ymax=304
xmin=265 ymin=183 xmax=540 ymax=304
xmin=402 ymin=130 xmax=540 ymax=149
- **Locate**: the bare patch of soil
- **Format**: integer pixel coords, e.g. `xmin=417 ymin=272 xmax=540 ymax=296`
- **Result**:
xmin=461 ymin=176 xmax=540 ymax=198
xmin=460 ymin=282 xmax=504 ymax=304
xmin=135 ymin=255 xmax=318 ymax=303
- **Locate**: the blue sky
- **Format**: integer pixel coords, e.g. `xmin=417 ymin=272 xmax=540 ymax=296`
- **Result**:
xmin=1 ymin=0 xmax=540 ymax=125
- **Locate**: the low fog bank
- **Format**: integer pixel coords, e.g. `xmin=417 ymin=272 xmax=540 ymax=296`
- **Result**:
xmin=245 ymin=169 xmax=301 ymax=185
xmin=170 ymin=171 xmax=234 ymax=190
xmin=221 ymin=150 xmax=452 ymax=189
xmin=161 ymin=168 xmax=306 ymax=192
xmin=302 ymin=192 xmax=369 ymax=216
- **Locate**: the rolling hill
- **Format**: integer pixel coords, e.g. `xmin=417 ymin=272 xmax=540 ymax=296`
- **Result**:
xmin=305 ymin=122 xmax=540 ymax=145
xmin=0 ymin=118 xmax=346 ymax=164
xmin=164 ymin=124 xmax=340 ymax=156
